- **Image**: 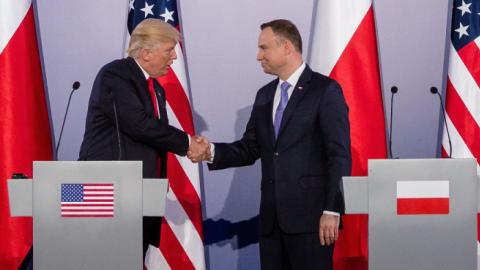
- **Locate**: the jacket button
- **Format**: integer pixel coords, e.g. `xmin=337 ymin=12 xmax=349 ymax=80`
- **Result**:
xmin=274 ymin=152 xmax=279 ymax=156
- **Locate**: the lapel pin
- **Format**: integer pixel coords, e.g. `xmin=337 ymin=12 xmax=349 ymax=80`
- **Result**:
xmin=298 ymin=86 xmax=303 ymax=90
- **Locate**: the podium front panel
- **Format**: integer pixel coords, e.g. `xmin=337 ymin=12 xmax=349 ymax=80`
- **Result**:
xmin=368 ymin=159 xmax=477 ymax=270
xmin=33 ymin=161 xmax=143 ymax=270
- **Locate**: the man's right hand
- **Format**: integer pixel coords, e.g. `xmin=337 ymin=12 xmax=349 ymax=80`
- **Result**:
xmin=187 ymin=136 xmax=211 ymax=163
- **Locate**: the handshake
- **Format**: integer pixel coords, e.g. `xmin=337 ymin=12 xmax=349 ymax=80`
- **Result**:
xmin=187 ymin=135 xmax=212 ymax=163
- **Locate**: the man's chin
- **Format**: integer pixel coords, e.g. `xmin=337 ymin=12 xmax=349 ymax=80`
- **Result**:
xmin=262 ymin=68 xmax=274 ymax=75
xmin=155 ymin=70 xmax=169 ymax=78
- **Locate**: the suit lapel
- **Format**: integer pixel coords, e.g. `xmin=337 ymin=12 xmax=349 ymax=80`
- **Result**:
xmin=126 ymin=57 xmax=155 ymax=115
xmin=276 ymin=66 xmax=313 ymax=140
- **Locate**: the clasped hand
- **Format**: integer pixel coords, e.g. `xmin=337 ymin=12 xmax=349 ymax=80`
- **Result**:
xmin=187 ymin=136 xmax=211 ymax=163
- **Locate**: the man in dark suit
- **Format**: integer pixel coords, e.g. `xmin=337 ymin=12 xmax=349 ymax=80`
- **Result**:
xmin=192 ymin=19 xmax=351 ymax=270
xmin=79 ymin=19 xmax=209 ymax=257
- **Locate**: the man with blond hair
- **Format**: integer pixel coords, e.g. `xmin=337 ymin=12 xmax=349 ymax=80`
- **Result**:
xmin=79 ymin=18 xmax=209 ymax=256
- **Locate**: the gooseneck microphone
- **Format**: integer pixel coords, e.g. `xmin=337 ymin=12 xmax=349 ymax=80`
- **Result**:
xmin=55 ymin=81 xmax=80 ymax=159
xmin=430 ymin=87 xmax=452 ymax=158
xmin=110 ymin=91 xmax=123 ymax=160
xmin=388 ymin=86 xmax=398 ymax=159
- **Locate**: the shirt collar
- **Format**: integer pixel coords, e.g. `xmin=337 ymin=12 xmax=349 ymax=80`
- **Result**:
xmin=134 ymin=58 xmax=150 ymax=80
xmin=279 ymin=62 xmax=306 ymax=89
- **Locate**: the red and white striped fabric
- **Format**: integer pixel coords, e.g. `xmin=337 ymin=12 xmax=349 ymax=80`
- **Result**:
xmin=0 ymin=0 xmax=53 ymax=269
xmin=123 ymin=1 xmax=205 ymax=269
xmin=309 ymin=1 xmax=387 ymax=269
xmin=396 ymin=181 xmax=450 ymax=215
xmin=443 ymin=2 xmax=480 ymax=173
xmin=443 ymin=0 xmax=480 ymax=264
xmin=144 ymin=45 xmax=205 ymax=270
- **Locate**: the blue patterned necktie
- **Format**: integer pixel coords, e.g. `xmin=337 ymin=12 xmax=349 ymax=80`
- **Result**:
xmin=273 ymin=81 xmax=291 ymax=138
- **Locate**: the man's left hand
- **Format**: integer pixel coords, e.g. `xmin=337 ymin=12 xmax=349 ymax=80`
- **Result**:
xmin=319 ymin=213 xmax=340 ymax=246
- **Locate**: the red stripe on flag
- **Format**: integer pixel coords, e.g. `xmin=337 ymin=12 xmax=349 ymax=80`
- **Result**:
xmin=60 ymin=209 xmax=113 ymax=212
xmin=0 ymin=6 xmax=53 ymax=270
xmin=329 ymin=7 xmax=387 ymax=176
xmin=62 ymin=204 xmax=113 ymax=207
xmin=478 ymin=214 xmax=480 ymax=241
xmin=445 ymin=79 xmax=480 ymax=163
xmin=159 ymin=219 xmax=195 ymax=270
xmin=327 ymin=7 xmax=386 ymax=269
xmin=61 ymin=215 xmax=114 ymax=218
xmin=167 ymin=153 xmax=204 ymax=239
xmin=158 ymin=69 xmax=195 ymax=135
xmin=397 ymin=198 xmax=449 ymax=215
xmin=457 ymin=41 xmax=480 ymax=87
xmin=441 ymin=146 xmax=449 ymax=158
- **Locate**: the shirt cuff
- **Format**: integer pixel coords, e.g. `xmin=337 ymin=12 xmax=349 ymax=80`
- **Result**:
xmin=206 ymin=143 xmax=215 ymax=163
xmin=323 ymin=210 xmax=340 ymax=216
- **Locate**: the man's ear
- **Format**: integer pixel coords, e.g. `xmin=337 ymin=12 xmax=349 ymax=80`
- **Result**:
xmin=284 ymin=40 xmax=293 ymax=56
xmin=139 ymin=48 xmax=150 ymax=62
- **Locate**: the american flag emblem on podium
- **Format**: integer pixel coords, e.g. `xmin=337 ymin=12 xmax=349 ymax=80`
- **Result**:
xmin=61 ymin=183 xmax=114 ymax=217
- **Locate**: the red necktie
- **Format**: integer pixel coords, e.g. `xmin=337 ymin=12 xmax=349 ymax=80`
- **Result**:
xmin=147 ymin=77 xmax=163 ymax=177
xmin=147 ymin=77 xmax=160 ymax=118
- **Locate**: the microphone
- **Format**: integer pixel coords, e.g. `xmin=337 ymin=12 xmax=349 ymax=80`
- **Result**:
xmin=56 ymin=81 xmax=80 ymax=159
xmin=109 ymin=91 xmax=123 ymax=160
xmin=430 ymin=87 xmax=452 ymax=158
xmin=388 ymin=86 xmax=398 ymax=159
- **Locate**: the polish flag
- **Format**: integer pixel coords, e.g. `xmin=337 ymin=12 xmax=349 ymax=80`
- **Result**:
xmin=396 ymin=181 xmax=450 ymax=215
xmin=0 ymin=0 xmax=53 ymax=269
xmin=308 ymin=1 xmax=387 ymax=269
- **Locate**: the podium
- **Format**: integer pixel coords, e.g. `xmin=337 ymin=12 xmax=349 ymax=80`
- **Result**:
xmin=7 ymin=161 xmax=168 ymax=270
xmin=343 ymin=158 xmax=479 ymax=270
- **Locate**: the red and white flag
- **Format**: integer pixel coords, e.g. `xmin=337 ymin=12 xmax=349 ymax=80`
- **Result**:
xmin=126 ymin=1 xmax=205 ymax=269
xmin=61 ymin=183 xmax=115 ymax=218
xmin=0 ymin=0 xmax=53 ymax=269
xmin=308 ymin=1 xmax=387 ymax=269
xmin=443 ymin=1 xmax=479 ymax=173
xmin=396 ymin=181 xmax=450 ymax=215
xmin=443 ymin=0 xmax=480 ymax=264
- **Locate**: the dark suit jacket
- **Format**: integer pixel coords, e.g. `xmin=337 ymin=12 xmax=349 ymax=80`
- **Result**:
xmin=208 ymin=65 xmax=351 ymax=235
xmin=79 ymin=57 xmax=189 ymax=178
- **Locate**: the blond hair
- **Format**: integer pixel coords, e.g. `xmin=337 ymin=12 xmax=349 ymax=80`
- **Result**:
xmin=127 ymin=19 xmax=181 ymax=58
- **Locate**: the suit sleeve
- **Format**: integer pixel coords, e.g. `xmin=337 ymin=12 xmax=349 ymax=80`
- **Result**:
xmin=99 ymin=68 xmax=189 ymax=156
xmin=208 ymin=101 xmax=261 ymax=170
xmin=318 ymin=81 xmax=351 ymax=214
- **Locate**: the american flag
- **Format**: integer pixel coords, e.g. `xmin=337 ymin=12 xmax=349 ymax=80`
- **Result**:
xmin=126 ymin=1 xmax=205 ymax=269
xmin=61 ymin=184 xmax=114 ymax=218
xmin=443 ymin=0 xmax=480 ymax=170
xmin=443 ymin=0 xmax=480 ymax=264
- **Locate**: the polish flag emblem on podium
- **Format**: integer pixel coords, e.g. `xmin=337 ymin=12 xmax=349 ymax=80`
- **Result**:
xmin=396 ymin=181 xmax=450 ymax=215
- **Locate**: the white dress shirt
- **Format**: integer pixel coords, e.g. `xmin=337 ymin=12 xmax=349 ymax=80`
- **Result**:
xmin=134 ymin=59 xmax=161 ymax=119
xmin=272 ymin=62 xmax=306 ymax=121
